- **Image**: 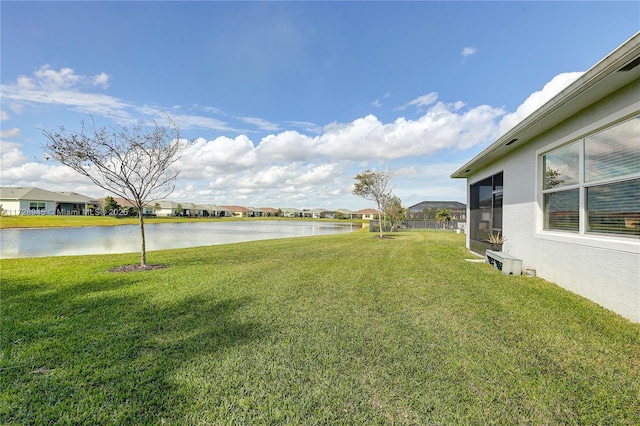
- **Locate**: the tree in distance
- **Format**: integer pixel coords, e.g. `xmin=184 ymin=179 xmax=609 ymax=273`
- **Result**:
xmin=386 ymin=195 xmax=406 ymax=232
xmin=353 ymin=169 xmax=393 ymax=238
xmin=42 ymin=118 xmax=185 ymax=268
xmin=436 ymin=208 xmax=452 ymax=228
xmin=102 ymin=195 xmax=119 ymax=215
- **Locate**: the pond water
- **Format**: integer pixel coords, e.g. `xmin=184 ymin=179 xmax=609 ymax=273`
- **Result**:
xmin=0 ymin=221 xmax=357 ymax=259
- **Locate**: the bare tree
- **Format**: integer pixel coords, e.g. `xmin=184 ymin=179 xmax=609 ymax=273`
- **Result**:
xmin=353 ymin=169 xmax=392 ymax=238
xmin=42 ymin=118 xmax=184 ymax=268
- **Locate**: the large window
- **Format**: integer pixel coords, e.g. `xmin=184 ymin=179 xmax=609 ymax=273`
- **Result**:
xmin=29 ymin=202 xmax=46 ymax=211
xmin=470 ymin=172 xmax=503 ymax=253
xmin=541 ymin=116 xmax=639 ymax=237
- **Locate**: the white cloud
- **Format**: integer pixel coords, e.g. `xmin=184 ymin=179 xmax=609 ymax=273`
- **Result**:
xmin=0 ymin=158 xmax=96 ymax=193
xmin=498 ymin=71 xmax=583 ymax=134
xmin=314 ymin=102 xmax=502 ymax=160
xmin=2 ymin=70 xmax=133 ymax=121
xmin=34 ymin=66 xmax=81 ymax=90
xmin=93 ymin=72 xmax=110 ymax=88
xmin=461 ymin=47 xmax=477 ymax=58
xmin=286 ymin=120 xmax=322 ymax=134
xmin=238 ymin=116 xmax=281 ymax=132
xmin=0 ymin=127 xmax=21 ymax=139
xmin=0 ymin=66 xmax=264 ymax=134
xmin=372 ymin=92 xmax=390 ymax=108
xmin=286 ymin=163 xmax=337 ymax=185
xmin=0 ymin=141 xmax=29 ymax=168
xmin=25 ymin=65 xmax=111 ymax=91
xmin=172 ymin=114 xmax=235 ymax=133
xmin=1 ymin=111 xmax=9 ymax=120
xmin=178 ymin=135 xmax=257 ymax=178
xmin=0 ymin=66 xmax=586 ymax=209
xmin=396 ymin=92 xmax=438 ymax=111
xmin=257 ymin=131 xmax=316 ymax=162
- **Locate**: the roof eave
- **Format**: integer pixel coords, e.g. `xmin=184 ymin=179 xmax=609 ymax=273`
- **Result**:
xmin=451 ymin=32 xmax=640 ymax=180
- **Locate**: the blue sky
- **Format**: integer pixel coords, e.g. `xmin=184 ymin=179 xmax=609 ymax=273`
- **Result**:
xmin=1 ymin=1 xmax=638 ymax=210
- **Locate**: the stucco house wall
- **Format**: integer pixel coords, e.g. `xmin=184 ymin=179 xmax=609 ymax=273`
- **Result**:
xmin=455 ymin=34 xmax=640 ymax=323
xmin=0 ymin=187 xmax=98 ymax=215
xmin=0 ymin=199 xmax=56 ymax=214
xmin=466 ymin=80 xmax=639 ymax=322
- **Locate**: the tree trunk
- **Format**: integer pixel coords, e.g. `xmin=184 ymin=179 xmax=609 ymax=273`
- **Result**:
xmin=138 ymin=209 xmax=146 ymax=266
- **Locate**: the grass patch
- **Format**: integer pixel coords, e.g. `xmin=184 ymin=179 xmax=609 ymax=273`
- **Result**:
xmin=1 ymin=231 xmax=638 ymax=424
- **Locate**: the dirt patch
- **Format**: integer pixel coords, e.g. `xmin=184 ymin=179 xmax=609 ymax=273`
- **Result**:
xmin=108 ymin=264 xmax=168 ymax=273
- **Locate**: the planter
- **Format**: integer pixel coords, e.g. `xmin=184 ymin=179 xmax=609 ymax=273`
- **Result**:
xmin=490 ymin=243 xmax=503 ymax=251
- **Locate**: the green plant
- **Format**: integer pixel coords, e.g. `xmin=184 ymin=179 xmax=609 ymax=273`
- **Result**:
xmin=487 ymin=231 xmax=505 ymax=244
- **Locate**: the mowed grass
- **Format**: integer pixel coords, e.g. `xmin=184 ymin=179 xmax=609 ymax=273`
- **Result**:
xmin=1 ymin=231 xmax=639 ymax=424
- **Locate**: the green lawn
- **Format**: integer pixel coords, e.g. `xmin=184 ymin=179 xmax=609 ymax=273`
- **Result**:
xmin=1 ymin=231 xmax=638 ymax=424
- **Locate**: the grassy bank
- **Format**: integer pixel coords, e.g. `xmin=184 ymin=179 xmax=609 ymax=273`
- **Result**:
xmin=1 ymin=231 xmax=638 ymax=424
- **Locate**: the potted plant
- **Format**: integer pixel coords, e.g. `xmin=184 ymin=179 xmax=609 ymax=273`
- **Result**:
xmin=487 ymin=232 xmax=506 ymax=251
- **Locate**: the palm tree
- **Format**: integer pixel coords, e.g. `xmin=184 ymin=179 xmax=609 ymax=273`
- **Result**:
xmin=436 ymin=208 xmax=452 ymax=229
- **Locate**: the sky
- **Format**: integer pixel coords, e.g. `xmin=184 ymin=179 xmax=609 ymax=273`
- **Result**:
xmin=1 ymin=1 xmax=639 ymax=211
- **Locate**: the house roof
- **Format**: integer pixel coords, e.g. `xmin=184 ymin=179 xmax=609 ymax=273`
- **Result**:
xmin=98 ymin=197 xmax=148 ymax=208
xmin=407 ymin=201 xmax=466 ymax=211
xmin=336 ymin=208 xmax=355 ymax=214
xmin=150 ymin=200 xmax=182 ymax=209
xmin=259 ymin=207 xmax=279 ymax=213
xmin=198 ymin=204 xmax=229 ymax=211
xmin=0 ymin=187 xmax=98 ymax=203
xmin=451 ymin=32 xmax=640 ymax=179
xmin=221 ymin=205 xmax=253 ymax=212
xmin=308 ymin=208 xmax=332 ymax=214
xmin=356 ymin=208 xmax=380 ymax=215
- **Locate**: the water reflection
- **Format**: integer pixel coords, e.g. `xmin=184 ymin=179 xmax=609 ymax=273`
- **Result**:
xmin=0 ymin=221 xmax=356 ymax=259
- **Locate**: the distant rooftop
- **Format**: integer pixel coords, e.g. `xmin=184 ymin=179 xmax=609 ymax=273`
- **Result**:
xmin=407 ymin=201 xmax=466 ymax=211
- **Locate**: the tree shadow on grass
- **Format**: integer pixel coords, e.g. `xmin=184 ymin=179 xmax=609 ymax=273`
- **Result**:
xmin=1 ymin=273 xmax=272 ymax=424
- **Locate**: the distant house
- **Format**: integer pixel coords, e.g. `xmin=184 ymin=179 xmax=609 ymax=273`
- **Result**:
xmin=280 ymin=208 xmax=303 ymax=218
xmin=150 ymin=200 xmax=183 ymax=217
xmin=178 ymin=203 xmax=200 ymax=217
xmin=305 ymin=208 xmax=335 ymax=219
xmin=259 ymin=207 xmax=279 ymax=217
xmin=336 ymin=208 xmax=356 ymax=219
xmin=451 ymin=33 xmax=640 ymax=323
xmin=98 ymin=196 xmax=155 ymax=215
xmin=0 ymin=187 xmax=99 ymax=216
xmin=199 ymin=204 xmax=231 ymax=217
xmin=407 ymin=201 xmax=466 ymax=220
xmin=221 ymin=206 xmax=255 ymax=217
xmin=356 ymin=208 xmax=380 ymax=220
xmin=246 ymin=207 xmax=265 ymax=217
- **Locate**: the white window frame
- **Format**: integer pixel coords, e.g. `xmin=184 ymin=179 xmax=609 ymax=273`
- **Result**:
xmin=536 ymin=113 xmax=640 ymax=254
xmin=29 ymin=201 xmax=47 ymax=211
